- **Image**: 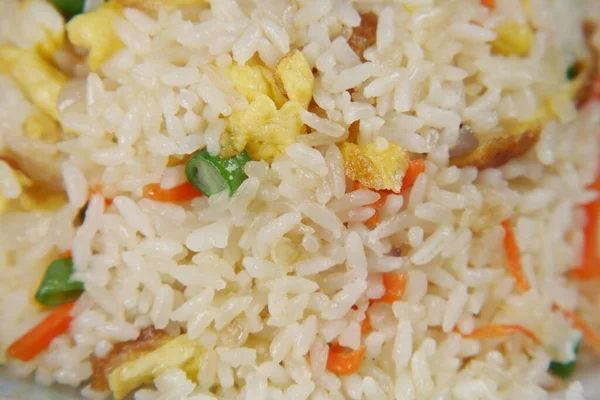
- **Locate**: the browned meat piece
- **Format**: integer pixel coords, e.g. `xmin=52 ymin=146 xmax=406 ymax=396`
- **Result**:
xmin=90 ymin=327 xmax=170 ymax=392
xmin=450 ymin=128 xmax=541 ymax=170
xmin=449 ymin=124 xmax=480 ymax=159
xmin=576 ymin=20 xmax=599 ymax=108
xmin=347 ymin=120 xmax=360 ymax=143
xmin=308 ymin=99 xmax=328 ymax=120
xmin=348 ymin=12 xmax=378 ymax=60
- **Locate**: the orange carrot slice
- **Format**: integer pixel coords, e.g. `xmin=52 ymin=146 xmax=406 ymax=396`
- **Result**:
xmin=481 ymin=0 xmax=495 ymax=9
xmin=59 ymin=250 xmax=72 ymax=259
xmin=463 ymin=324 xmax=540 ymax=344
xmin=354 ymin=159 xmax=425 ymax=228
xmin=593 ymin=74 xmax=600 ymax=101
xmin=361 ymin=311 xmax=373 ymax=334
xmin=8 ymin=301 xmax=75 ymax=361
xmin=554 ymin=305 xmax=600 ymax=353
xmin=401 ymin=159 xmax=425 ymax=192
xmin=142 ymin=181 xmax=203 ymax=203
xmin=572 ymin=201 xmax=600 ymax=279
xmin=572 ymin=154 xmax=600 ymax=279
xmin=501 ymin=219 xmax=530 ymax=292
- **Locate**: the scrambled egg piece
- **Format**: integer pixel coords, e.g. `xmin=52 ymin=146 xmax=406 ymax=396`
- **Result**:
xmin=275 ymin=50 xmax=314 ymax=108
xmin=0 ymin=164 xmax=66 ymax=214
xmin=221 ymin=51 xmax=314 ymax=161
xmin=66 ymin=1 xmax=124 ymax=72
xmin=116 ymin=0 xmax=209 ymax=14
xmin=0 ymin=46 xmax=67 ymax=120
xmin=402 ymin=4 xmax=419 ymax=13
xmin=22 ymin=111 xmax=61 ymax=143
xmin=227 ymin=59 xmax=287 ymax=107
xmin=492 ymin=22 xmax=534 ymax=56
xmin=14 ymin=0 xmax=66 ymax=61
xmin=108 ymin=335 xmax=204 ymax=400
xmin=340 ymin=141 xmax=409 ymax=192
xmin=225 ymin=96 xmax=306 ymax=161
xmin=36 ymin=29 xmax=65 ymax=63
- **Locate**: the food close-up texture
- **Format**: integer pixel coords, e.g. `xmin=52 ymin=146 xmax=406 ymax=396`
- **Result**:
xmin=0 ymin=0 xmax=600 ymax=399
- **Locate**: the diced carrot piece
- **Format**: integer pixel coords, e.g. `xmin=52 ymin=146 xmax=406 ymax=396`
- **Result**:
xmin=326 ymin=343 xmax=366 ymax=376
xmin=593 ymin=74 xmax=600 ymax=101
xmin=572 ymin=153 xmax=600 ymax=279
xmin=364 ymin=192 xmax=388 ymax=228
xmin=142 ymin=181 xmax=203 ymax=203
xmin=59 ymin=250 xmax=72 ymax=259
xmin=463 ymin=324 xmax=540 ymax=344
xmin=371 ymin=273 xmax=407 ymax=304
xmin=501 ymin=219 xmax=531 ymax=292
xmin=354 ymin=182 xmax=388 ymax=228
xmin=572 ymin=201 xmax=600 ymax=279
xmin=361 ymin=311 xmax=372 ymax=334
xmin=89 ymin=187 xmax=113 ymax=206
xmin=351 ymin=304 xmax=372 ymax=334
xmin=401 ymin=159 xmax=425 ymax=192
xmin=8 ymin=301 xmax=75 ymax=361
xmin=353 ymin=159 xmax=424 ymax=228
xmin=481 ymin=0 xmax=495 ymax=9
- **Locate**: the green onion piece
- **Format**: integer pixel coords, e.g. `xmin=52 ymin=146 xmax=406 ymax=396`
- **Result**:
xmin=185 ymin=148 xmax=251 ymax=196
xmin=50 ymin=0 xmax=86 ymax=17
xmin=549 ymin=339 xmax=582 ymax=379
xmin=566 ymin=63 xmax=579 ymax=81
xmin=35 ymin=258 xmax=84 ymax=307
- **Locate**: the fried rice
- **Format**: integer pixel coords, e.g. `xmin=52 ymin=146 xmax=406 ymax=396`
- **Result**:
xmin=0 ymin=0 xmax=600 ymax=399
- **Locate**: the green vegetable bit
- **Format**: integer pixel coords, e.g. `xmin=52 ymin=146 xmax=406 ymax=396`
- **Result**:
xmin=549 ymin=339 xmax=582 ymax=379
xmin=566 ymin=63 xmax=579 ymax=81
xmin=50 ymin=0 xmax=86 ymax=17
xmin=35 ymin=257 xmax=84 ymax=307
xmin=185 ymin=148 xmax=251 ymax=196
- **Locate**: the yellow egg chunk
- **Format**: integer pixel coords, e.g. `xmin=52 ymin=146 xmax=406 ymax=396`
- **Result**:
xmin=108 ymin=335 xmax=204 ymax=400
xmin=37 ymin=29 xmax=66 ymax=62
xmin=225 ymin=95 xmax=306 ymax=162
xmin=66 ymin=1 xmax=124 ymax=72
xmin=492 ymin=22 xmax=534 ymax=57
xmin=0 ymin=165 xmax=66 ymax=214
xmin=402 ymin=4 xmax=418 ymax=13
xmin=275 ymin=50 xmax=314 ymax=108
xmin=340 ymin=141 xmax=409 ymax=192
xmin=18 ymin=185 xmax=67 ymax=212
xmin=22 ymin=111 xmax=61 ymax=143
xmin=14 ymin=169 xmax=66 ymax=212
xmin=0 ymin=46 xmax=67 ymax=120
xmin=222 ymin=95 xmax=277 ymax=158
xmin=0 ymin=193 xmax=8 ymax=214
xmin=245 ymin=101 xmax=306 ymax=162
xmin=227 ymin=60 xmax=287 ymax=107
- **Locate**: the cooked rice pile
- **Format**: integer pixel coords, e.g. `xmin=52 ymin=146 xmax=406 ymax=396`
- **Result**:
xmin=1 ymin=0 xmax=599 ymax=399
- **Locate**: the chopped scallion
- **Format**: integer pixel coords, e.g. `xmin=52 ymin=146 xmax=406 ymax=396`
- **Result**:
xmin=50 ymin=0 xmax=86 ymax=17
xmin=567 ymin=63 xmax=579 ymax=81
xmin=185 ymin=148 xmax=250 ymax=196
xmin=549 ymin=339 xmax=581 ymax=379
xmin=35 ymin=257 xmax=84 ymax=307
